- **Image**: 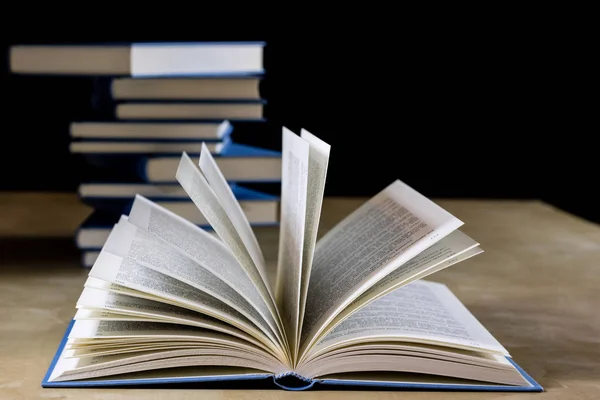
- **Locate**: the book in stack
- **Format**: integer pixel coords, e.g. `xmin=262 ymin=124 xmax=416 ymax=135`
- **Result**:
xmin=10 ymin=41 xmax=281 ymax=267
xmin=41 ymin=127 xmax=543 ymax=392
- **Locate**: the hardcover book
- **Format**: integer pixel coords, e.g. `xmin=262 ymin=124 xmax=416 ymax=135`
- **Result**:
xmin=110 ymin=76 xmax=263 ymax=101
xmin=78 ymin=142 xmax=282 ymax=184
xmin=43 ymin=128 xmax=543 ymax=392
xmin=10 ymin=42 xmax=265 ymax=77
xmin=70 ymin=119 xmax=234 ymax=141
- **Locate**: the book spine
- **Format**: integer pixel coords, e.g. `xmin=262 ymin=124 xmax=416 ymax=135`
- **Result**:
xmin=272 ymin=372 xmax=316 ymax=391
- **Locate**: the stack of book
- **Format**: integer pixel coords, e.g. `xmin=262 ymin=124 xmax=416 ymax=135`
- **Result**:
xmin=10 ymin=41 xmax=282 ymax=267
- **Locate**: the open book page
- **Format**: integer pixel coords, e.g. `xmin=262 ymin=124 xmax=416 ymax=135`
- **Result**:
xmin=84 ymin=276 xmax=175 ymax=305
xmin=299 ymin=341 xmax=508 ymax=373
xmin=125 ymin=195 xmax=287 ymax=355
xmin=274 ymin=127 xmax=309 ymax=356
xmin=82 ymin=276 xmax=258 ymax=331
xmin=87 ymin=249 xmax=282 ymax=357
xmin=53 ymin=355 xmax=280 ymax=382
xmin=75 ymin=286 xmax=271 ymax=354
xmin=175 ymin=153 xmax=284 ymax=345
xmin=50 ymin=320 xmax=286 ymax=381
xmin=322 ymin=231 xmax=483 ymax=339
xmin=299 ymin=180 xmax=464 ymax=358
xmin=52 ymin=366 xmax=271 ymax=385
xmin=297 ymin=129 xmax=330 ymax=342
xmin=74 ymin=309 xmax=174 ymax=327
xmin=98 ymin=217 xmax=280 ymax=346
xmin=68 ymin=320 xmax=276 ymax=362
xmin=57 ymin=346 xmax=280 ymax=379
xmin=65 ymin=336 xmax=276 ymax=366
xmin=300 ymin=355 xmax=524 ymax=386
xmin=304 ymin=280 xmax=510 ymax=367
xmin=405 ymin=247 xmax=483 ymax=284
xmin=198 ymin=142 xmax=270 ymax=293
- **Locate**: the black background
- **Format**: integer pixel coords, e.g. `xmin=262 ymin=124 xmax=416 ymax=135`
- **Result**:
xmin=1 ymin=14 xmax=593 ymax=222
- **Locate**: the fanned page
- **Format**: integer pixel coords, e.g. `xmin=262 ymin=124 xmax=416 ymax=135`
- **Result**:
xmin=299 ymin=179 xmax=464 ymax=359
xmin=174 ymin=152 xmax=286 ymax=351
xmin=48 ymin=211 xmax=293 ymax=381
xmin=297 ymin=129 xmax=330 ymax=340
xmin=327 ymin=230 xmax=483 ymax=335
xmin=274 ymin=128 xmax=330 ymax=363
xmin=292 ymin=282 xmax=532 ymax=387
xmin=74 ymin=287 xmax=269 ymax=352
xmin=50 ymin=320 xmax=285 ymax=382
xmin=124 ymin=195 xmax=288 ymax=357
xmin=274 ymin=128 xmax=309 ymax=358
xmin=91 ymin=216 xmax=281 ymax=350
xmin=299 ymin=280 xmax=512 ymax=374
xmin=197 ymin=142 xmax=270 ymax=292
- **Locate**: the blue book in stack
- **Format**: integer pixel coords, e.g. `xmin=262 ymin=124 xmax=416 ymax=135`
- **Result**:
xmin=10 ymin=41 xmax=281 ymax=267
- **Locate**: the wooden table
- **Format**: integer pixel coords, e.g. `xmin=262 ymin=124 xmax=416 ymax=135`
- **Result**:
xmin=1 ymin=193 xmax=599 ymax=399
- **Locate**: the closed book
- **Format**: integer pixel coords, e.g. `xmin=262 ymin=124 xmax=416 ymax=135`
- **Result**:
xmin=70 ymin=119 xmax=233 ymax=141
xmin=115 ymin=100 xmax=265 ymax=121
xmin=69 ymin=137 xmax=230 ymax=155
xmin=10 ymin=42 xmax=265 ymax=77
xmin=110 ymin=77 xmax=263 ymax=101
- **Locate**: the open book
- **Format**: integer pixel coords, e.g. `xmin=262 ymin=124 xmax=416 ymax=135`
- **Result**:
xmin=43 ymin=128 xmax=542 ymax=392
